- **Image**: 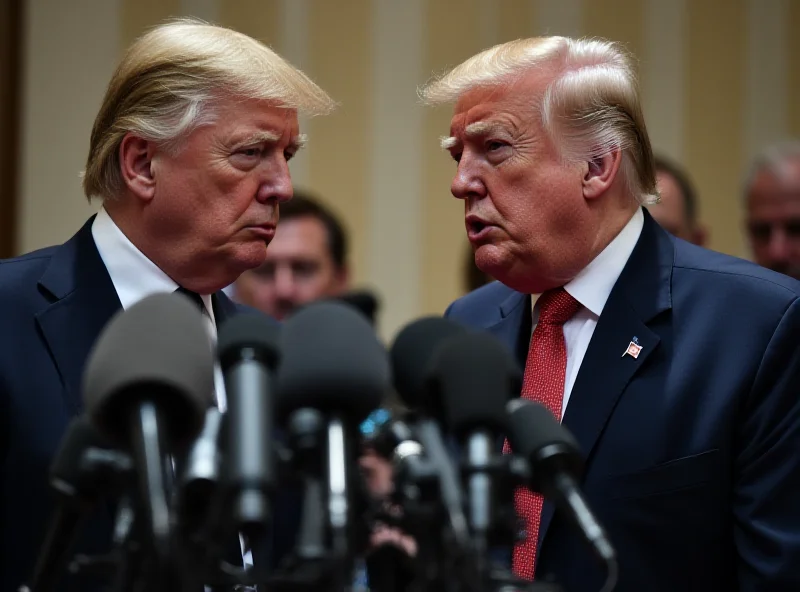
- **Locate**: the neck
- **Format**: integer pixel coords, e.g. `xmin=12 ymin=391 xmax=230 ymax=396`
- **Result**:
xmin=103 ymin=198 xmax=228 ymax=294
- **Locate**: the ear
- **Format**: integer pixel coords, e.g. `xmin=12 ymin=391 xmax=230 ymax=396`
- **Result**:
xmin=119 ymin=132 xmax=157 ymax=202
xmin=582 ymin=149 xmax=622 ymax=200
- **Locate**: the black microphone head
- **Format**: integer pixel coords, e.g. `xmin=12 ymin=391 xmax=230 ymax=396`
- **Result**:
xmin=506 ymin=399 xmax=583 ymax=478
xmin=390 ymin=316 xmax=469 ymax=412
xmin=82 ymin=292 xmax=215 ymax=451
xmin=333 ymin=290 xmax=380 ymax=324
xmin=276 ymin=301 xmax=390 ymax=422
xmin=49 ymin=415 xmax=111 ymax=500
xmin=217 ymin=313 xmax=281 ymax=371
xmin=429 ymin=332 xmax=521 ymax=438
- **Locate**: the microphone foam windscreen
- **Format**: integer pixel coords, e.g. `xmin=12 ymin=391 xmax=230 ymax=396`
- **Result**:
xmin=429 ymin=332 xmax=521 ymax=437
xmin=276 ymin=301 xmax=390 ymax=421
xmin=389 ymin=316 xmax=469 ymax=412
xmin=49 ymin=415 xmax=111 ymax=500
xmin=82 ymin=292 xmax=215 ymax=450
xmin=505 ymin=399 xmax=581 ymax=470
xmin=217 ymin=313 xmax=281 ymax=371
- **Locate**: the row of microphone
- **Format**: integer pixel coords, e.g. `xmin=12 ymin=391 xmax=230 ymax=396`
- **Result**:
xmin=27 ymin=291 xmax=617 ymax=592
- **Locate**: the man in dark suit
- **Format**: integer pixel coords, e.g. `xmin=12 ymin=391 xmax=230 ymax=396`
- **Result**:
xmin=420 ymin=37 xmax=800 ymax=591
xmin=0 ymin=18 xmax=335 ymax=591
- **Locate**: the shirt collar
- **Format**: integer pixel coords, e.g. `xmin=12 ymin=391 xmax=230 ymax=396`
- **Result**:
xmin=531 ymin=207 xmax=644 ymax=317
xmin=91 ymin=207 xmax=215 ymax=322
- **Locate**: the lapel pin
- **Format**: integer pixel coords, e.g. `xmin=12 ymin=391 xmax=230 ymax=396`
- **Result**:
xmin=622 ymin=335 xmax=643 ymax=359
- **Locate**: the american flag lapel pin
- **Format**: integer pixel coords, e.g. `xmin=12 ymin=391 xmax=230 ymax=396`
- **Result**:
xmin=622 ymin=336 xmax=643 ymax=359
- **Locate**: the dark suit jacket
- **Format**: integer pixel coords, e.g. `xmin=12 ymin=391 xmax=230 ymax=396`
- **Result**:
xmin=0 ymin=218 xmax=297 ymax=591
xmin=445 ymin=212 xmax=800 ymax=591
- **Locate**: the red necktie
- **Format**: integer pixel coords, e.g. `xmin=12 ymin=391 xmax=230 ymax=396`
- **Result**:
xmin=504 ymin=287 xmax=581 ymax=580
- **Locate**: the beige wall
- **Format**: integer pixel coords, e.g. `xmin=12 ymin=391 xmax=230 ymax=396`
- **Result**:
xmin=17 ymin=0 xmax=800 ymax=341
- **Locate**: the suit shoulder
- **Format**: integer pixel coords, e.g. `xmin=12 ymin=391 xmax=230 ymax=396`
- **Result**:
xmin=673 ymin=241 xmax=800 ymax=302
xmin=446 ymin=281 xmax=514 ymax=320
xmin=0 ymin=245 xmax=58 ymax=297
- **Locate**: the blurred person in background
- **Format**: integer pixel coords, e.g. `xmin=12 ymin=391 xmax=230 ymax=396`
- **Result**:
xmin=0 ymin=18 xmax=335 ymax=591
xmin=647 ymin=155 xmax=707 ymax=246
xmin=234 ymin=192 xmax=351 ymax=318
xmin=744 ymin=140 xmax=800 ymax=280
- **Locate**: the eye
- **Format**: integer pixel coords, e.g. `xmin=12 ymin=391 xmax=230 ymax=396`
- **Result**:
xmin=486 ymin=140 xmax=507 ymax=152
xmin=451 ymin=151 xmax=462 ymax=163
xmin=235 ymin=146 xmax=263 ymax=159
xmin=284 ymin=149 xmax=296 ymax=162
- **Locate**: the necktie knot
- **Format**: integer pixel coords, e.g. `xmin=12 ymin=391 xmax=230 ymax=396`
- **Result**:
xmin=174 ymin=286 xmax=207 ymax=316
xmin=536 ymin=288 xmax=581 ymax=326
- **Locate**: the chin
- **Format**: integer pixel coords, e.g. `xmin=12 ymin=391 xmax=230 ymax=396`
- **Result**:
xmin=474 ymin=244 xmax=510 ymax=276
xmin=234 ymin=242 xmax=269 ymax=271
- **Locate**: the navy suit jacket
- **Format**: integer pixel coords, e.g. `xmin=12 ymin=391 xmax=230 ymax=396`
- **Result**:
xmin=445 ymin=212 xmax=800 ymax=591
xmin=0 ymin=218 xmax=297 ymax=591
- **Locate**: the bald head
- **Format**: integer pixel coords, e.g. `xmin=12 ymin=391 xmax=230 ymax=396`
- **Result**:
xmin=745 ymin=148 xmax=800 ymax=280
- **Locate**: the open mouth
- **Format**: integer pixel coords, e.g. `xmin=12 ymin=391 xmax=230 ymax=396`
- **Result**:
xmin=467 ymin=219 xmax=487 ymax=234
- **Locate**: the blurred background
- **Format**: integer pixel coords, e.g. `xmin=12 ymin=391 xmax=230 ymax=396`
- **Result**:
xmin=2 ymin=0 xmax=799 ymax=339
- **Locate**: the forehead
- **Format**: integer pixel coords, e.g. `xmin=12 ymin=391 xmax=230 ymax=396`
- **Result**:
xmin=214 ymin=99 xmax=300 ymax=137
xmin=747 ymin=165 xmax=800 ymax=214
xmin=449 ymin=73 xmax=547 ymax=135
xmin=267 ymin=217 xmax=330 ymax=258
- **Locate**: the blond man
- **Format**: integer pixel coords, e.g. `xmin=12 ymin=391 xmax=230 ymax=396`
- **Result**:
xmin=428 ymin=37 xmax=800 ymax=590
xmin=0 ymin=18 xmax=334 ymax=591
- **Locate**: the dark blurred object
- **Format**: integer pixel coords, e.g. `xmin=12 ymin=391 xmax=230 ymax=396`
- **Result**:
xmin=333 ymin=290 xmax=380 ymax=326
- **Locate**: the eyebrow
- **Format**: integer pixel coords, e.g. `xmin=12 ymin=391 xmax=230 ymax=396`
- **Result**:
xmin=439 ymin=121 xmax=506 ymax=150
xmin=236 ymin=131 xmax=308 ymax=152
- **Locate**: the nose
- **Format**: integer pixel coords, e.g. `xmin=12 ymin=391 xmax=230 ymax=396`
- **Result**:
xmin=766 ymin=227 xmax=791 ymax=265
xmin=256 ymin=158 xmax=293 ymax=204
xmin=450 ymin=154 xmax=487 ymax=201
xmin=274 ymin=266 xmax=296 ymax=298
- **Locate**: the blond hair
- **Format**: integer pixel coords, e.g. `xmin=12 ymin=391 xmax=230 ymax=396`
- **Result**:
xmin=420 ymin=37 xmax=657 ymax=205
xmin=83 ymin=18 xmax=336 ymax=201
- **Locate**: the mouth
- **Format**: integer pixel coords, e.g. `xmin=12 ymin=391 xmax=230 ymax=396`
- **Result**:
xmin=248 ymin=224 xmax=276 ymax=240
xmin=465 ymin=216 xmax=495 ymax=241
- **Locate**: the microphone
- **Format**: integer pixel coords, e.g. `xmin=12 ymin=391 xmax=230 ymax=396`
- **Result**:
xmin=277 ymin=301 xmax=389 ymax=561
xmin=389 ymin=317 xmax=472 ymax=547
xmin=428 ymin=332 xmax=521 ymax=557
xmin=505 ymin=399 xmax=617 ymax=591
xmin=217 ymin=313 xmax=281 ymax=539
xmin=23 ymin=416 xmax=114 ymax=592
xmin=177 ymin=407 xmax=223 ymax=534
xmin=82 ymin=292 xmax=215 ymax=562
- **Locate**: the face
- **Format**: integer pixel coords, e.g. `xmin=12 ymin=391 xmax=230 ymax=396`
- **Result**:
xmin=650 ymin=171 xmax=693 ymax=240
xmin=145 ymin=99 xmax=300 ymax=293
xmin=235 ymin=216 xmax=347 ymax=319
xmin=746 ymin=161 xmax=800 ymax=280
xmin=446 ymin=75 xmax=599 ymax=294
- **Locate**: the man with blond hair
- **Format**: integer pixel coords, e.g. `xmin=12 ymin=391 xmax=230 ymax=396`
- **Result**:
xmin=0 ymin=18 xmax=334 ymax=591
xmin=425 ymin=37 xmax=800 ymax=590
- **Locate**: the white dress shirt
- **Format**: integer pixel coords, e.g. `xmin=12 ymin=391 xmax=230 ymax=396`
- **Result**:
xmin=91 ymin=207 xmax=253 ymax=567
xmin=529 ymin=207 xmax=644 ymax=419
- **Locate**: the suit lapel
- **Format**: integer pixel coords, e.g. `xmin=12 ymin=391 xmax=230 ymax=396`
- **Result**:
xmin=536 ymin=211 xmax=674 ymax=555
xmin=485 ymin=289 xmax=532 ymax=371
xmin=35 ymin=217 xmax=122 ymax=414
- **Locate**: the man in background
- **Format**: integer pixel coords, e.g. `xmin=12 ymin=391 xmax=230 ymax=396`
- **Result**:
xmin=744 ymin=140 xmax=800 ymax=280
xmin=0 ymin=18 xmax=335 ymax=591
xmin=648 ymin=155 xmax=707 ymax=246
xmin=235 ymin=192 xmax=351 ymax=319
